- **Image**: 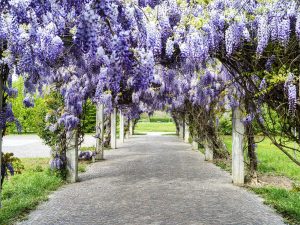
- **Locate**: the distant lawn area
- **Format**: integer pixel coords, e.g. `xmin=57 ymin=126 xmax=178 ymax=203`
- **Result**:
xmin=135 ymin=122 xmax=176 ymax=133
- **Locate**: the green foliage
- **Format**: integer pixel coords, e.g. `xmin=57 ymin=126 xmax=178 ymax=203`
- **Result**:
xmin=82 ymin=100 xmax=96 ymax=133
xmin=36 ymin=91 xmax=64 ymax=150
xmin=252 ymin=187 xmax=300 ymax=225
xmin=8 ymin=78 xmax=47 ymax=134
xmin=218 ymin=107 xmax=282 ymax=136
xmin=2 ymin=152 xmax=24 ymax=175
xmin=1 ymin=153 xmax=24 ymax=188
xmin=218 ymin=116 xmax=232 ymax=135
xmin=8 ymin=78 xmax=96 ymax=135
xmin=0 ymin=158 xmax=63 ymax=225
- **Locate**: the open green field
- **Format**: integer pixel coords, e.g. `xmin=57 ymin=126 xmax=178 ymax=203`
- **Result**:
xmin=135 ymin=122 xmax=176 ymax=133
xmin=221 ymin=135 xmax=300 ymax=225
xmin=135 ymin=111 xmax=176 ymax=133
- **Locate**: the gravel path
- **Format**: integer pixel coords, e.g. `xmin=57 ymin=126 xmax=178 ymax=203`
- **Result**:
xmin=19 ymin=135 xmax=285 ymax=225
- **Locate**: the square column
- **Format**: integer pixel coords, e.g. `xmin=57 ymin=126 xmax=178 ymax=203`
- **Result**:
xmin=184 ymin=123 xmax=190 ymax=143
xmin=204 ymin=140 xmax=213 ymax=161
xmin=232 ymin=107 xmax=245 ymax=185
xmin=110 ymin=108 xmax=117 ymax=149
xmin=66 ymin=130 xmax=78 ymax=183
xmin=119 ymin=111 xmax=124 ymax=143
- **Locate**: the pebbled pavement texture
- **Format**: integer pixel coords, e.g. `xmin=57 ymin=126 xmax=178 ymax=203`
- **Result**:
xmin=18 ymin=135 xmax=285 ymax=225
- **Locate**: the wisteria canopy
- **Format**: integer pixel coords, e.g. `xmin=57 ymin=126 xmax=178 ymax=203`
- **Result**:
xmin=0 ymin=0 xmax=300 ymax=166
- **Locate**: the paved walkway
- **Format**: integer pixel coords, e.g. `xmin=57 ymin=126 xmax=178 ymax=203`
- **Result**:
xmin=19 ymin=135 xmax=285 ymax=225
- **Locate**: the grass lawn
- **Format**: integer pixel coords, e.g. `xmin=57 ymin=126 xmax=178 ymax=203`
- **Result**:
xmin=252 ymin=187 xmax=300 ymax=225
xmin=222 ymin=136 xmax=300 ymax=181
xmin=221 ymin=135 xmax=300 ymax=225
xmin=135 ymin=122 xmax=176 ymax=133
xmin=0 ymin=158 xmax=64 ymax=225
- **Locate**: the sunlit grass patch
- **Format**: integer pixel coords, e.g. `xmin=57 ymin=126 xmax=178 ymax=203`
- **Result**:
xmin=0 ymin=158 xmax=63 ymax=225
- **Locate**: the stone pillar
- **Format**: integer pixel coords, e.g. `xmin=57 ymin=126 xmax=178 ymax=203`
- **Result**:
xmin=129 ymin=120 xmax=134 ymax=136
xmin=232 ymin=107 xmax=245 ymax=185
xmin=110 ymin=108 xmax=117 ymax=149
xmin=119 ymin=110 xmax=124 ymax=143
xmin=192 ymin=141 xmax=198 ymax=150
xmin=66 ymin=130 xmax=79 ymax=183
xmin=204 ymin=140 xmax=213 ymax=161
xmin=184 ymin=123 xmax=189 ymax=143
xmin=95 ymin=104 xmax=104 ymax=160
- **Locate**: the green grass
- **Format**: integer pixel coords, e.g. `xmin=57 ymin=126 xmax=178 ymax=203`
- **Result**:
xmin=252 ymin=187 xmax=300 ymax=225
xmin=135 ymin=122 xmax=176 ymax=133
xmin=221 ymin=136 xmax=300 ymax=224
xmin=0 ymin=158 xmax=64 ymax=225
xmin=149 ymin=117 xmax=173 ymax=123
xmin=78 ymin=162 xmax=87 ymax=173
xmin=222 ymin=136 xmax=300 ymax=181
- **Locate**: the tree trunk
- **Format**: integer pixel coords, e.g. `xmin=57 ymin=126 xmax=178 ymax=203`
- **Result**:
xmin=129 ymin=120 xmax=134 ymax=135
xmin=104 ymin=115 xmax=111 ymax=148
xmin=205 ymin=123 xmax=229 ymax=160
xmin=246 ymin=124 xmax=258 ymax=183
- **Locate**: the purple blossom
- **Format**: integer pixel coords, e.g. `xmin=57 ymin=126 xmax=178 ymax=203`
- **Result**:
xmin=296 ymin=13 xmax=300 ymax=39
xmin=287 ymin=84 xmax=297 ymax=115
xmin=278 ymin=18 xmax=290 ymax=46
xmin=165 ymin=38 xmax=174 ymax=58
xmin=50 ymin=154 xmax=64 ymax=170
xmin=256 ymin=15 xmax=269 ymax=55
xmin=23 ymin=96 xmax=34 ymax=108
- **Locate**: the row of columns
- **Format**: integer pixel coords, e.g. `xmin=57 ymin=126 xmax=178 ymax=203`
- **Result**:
xmin=67 ymin=107 xmax=245 ymax=185
xmin=178 ymin=107 xmax=245 ymax=185
xmin=67 ymin=106 xmax=134 ymax=183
